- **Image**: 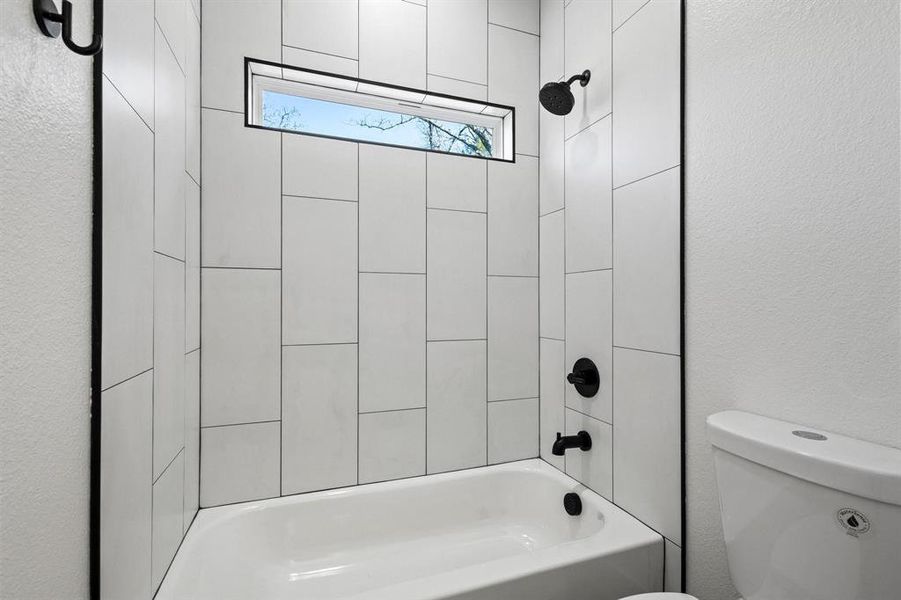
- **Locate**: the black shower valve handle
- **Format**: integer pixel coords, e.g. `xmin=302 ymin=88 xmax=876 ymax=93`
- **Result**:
xmin=566 ymin=358 xmax=599 ymax=398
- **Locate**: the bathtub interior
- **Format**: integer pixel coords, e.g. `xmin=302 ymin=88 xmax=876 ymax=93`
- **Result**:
xmin=157 ymin=461 xmax=661 ymax=600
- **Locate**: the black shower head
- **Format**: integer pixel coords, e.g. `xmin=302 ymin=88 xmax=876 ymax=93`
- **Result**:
xmin=538 ymin=70 xmax=591 ymax=116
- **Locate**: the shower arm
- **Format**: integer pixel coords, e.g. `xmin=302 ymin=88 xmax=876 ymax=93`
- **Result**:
xmin=565 ymin=70 xmax=592 ymax=88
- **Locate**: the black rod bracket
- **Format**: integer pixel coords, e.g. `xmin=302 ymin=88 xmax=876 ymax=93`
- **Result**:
xmin=34 ymin=0 xmax=102 ymax=56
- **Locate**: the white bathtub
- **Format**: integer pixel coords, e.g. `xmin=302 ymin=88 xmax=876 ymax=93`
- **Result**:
xmin=157 ymin=460 xmax=663 ymax=600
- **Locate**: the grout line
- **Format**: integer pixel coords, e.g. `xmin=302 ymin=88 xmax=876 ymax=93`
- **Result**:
xmin=565 ymin=405 xmax=611 ymax=427
xmin=427 ymin=206 xmax=486 ymax=215
xmin=200 ymin=106 xmax=244 ymax=116
xmin=280 ymin=43 xmax=359 ymax=63
xmin=488 ymin=396 xmax=539 ymax=404
xmin=359 ymin=270 xmax=426 ymax=276
xmin=425 ymin=72 xmax=488 ymax=88
xmin=200 ymin=419 xmax=281 ymax=430
xmin=279 ymin=128 xmax=284 ymax=498
xmin=540 ymin=336 xmax=565 ymax=343
xmin=101 ymin=73 xmax=153 ymax=133
xmin=487 ymin=273 xmax=539 ymax=279
xmin=564 ymin=111 xmax=612 ymax=142
xmin=152 ymin=447 xmax=185 ymax=486
xmin=426 ymin=338 xmax=487 ymax=343
xmin=359 ymin=407 xmax=426 ymax=416
xmin=613 ymin=164 xmax=681 ymax=191
xmin=565 ymin=267 xmax=611 ymax=275
xmin=614 ymin=345 xmax=681 ymax=358
xmin=540 ymin=206 xmax=564 ymax=218
xmin=487 ymin=22 xmax=540 ymax=38
xmin=154 ymin=250 xmax=186 ymax=264
xmin=201 ymin=265 xmax=279 ymax=271
xmin=612 ymin=0 xmax=653 ymax=34
xmin=99 ymin=367 xmax=153 ymax=394
xmin=282 ymin=193 xmax=357 ymax=204
xmin=283 ymin=341 xmax=358 ymax=348
xmin=154 ymin=19 xmax=186 ymax=78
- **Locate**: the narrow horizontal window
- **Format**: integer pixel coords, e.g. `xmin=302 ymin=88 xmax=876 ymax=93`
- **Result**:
xmin=246 ymin=58 xmax=515 ymax=161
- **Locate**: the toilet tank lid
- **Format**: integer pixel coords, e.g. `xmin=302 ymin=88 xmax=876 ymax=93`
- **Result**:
xmin=707 ymin=411 xmax=901 ymax=505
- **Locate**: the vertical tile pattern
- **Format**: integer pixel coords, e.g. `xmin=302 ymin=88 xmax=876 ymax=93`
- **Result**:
xmin=153 ymin=254 xmax=186 ymax=478
xmin=427 ymin=341 xmax=488 ymax=473
xmin=488 ymin=156 xmax=539 ymax=276
xmin=201 ymin=268 xmax=281 ymax=426
xmin=283 ymin=197 xmax=358 ymax=344
xmin=359 ymin=273 xmax=426 ymax=412
xmin=282 ymin=345 xmax=358 ymax=494
xmin=428 ymin=0 xmax=488 ymax=85
xmin=539 ymin=210 xmax=565 ymax=339
xmin=488 ymin=277 xmax=539 ymax=400
xmin=359 ymin=145 xmax=426 ymax=274
xmin=359 ymin=409 xmax=426 ymax=483
xmin=540 ymin=0 xmax=683 ymax=583
xmin=427 ymin=210 xmax=487 ymax=341
xmin=200 ymin=422 xmax=282 ymax=506
xmin=198 ymin=0 xmax=547 ymax=511
xmin=100 ymin=372 xmax=152 ymax=600
xmin=488 ymin=25 xmax=540 ymax=156
xmin=101 ymin=0 xmax=201 ymax=589
xmin=487 ymin=398 xmax=539 ymax=463
xmin=359 ymin=0 xmax=427 ymax=89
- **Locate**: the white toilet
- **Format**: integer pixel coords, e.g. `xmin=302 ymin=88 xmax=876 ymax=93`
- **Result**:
xmin=624 ymin=410 xmax=901 ymax=600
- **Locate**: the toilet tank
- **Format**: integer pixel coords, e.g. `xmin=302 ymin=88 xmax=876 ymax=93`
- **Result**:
xmin=707 ymin=411 xmax=901 ymax=600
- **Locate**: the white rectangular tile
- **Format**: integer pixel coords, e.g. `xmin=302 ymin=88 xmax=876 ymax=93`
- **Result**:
xmin=202 ymin=108 xmax=281 ymax=268
xmin=426 ymin=75 xmax=487 ymax=101
xmin=282 ymin=46 xmax=359 ymax=77
xmin=613 ymin=167 xmax=681 ymax=354
xmin=359 ymin=145 xmax=426 ymax=273
xmin=613 ymin=0 xmax=649 ymax=30
xmin=665 ymin=540 xmax=683 ymax=592
xmin=201 ymin=268 xmax=281 ymax=426
xmin=565 ymin=116 xmax=612 ymax=272
xmin=612 ymin=0 xmax=680 ymax=186
xmin=539 ymin=338 xmax=565 ymax=470
xmin=565 ymin=270 xmax=612 ymax=422
xmin=283 ymin=135 xmax=358 ymax=202
xmin=613 ymin=348 xmax=682 ymax=543
xmin=428 ymin=0 xmax=487 ymax=85
xmin=539 ymin=0 xmax=564 ymax=82
xmin=100 ymin=371 xmax=152 ymax=600
xmin=360 ymin=0 xmax=426 ymax=89
xmin=426 ymin=152 xmax=487 ymax=213
xmin=101 ymin=79 xmax=154 ymax=390
xmin=359 ymin=273 xmax=426 ymax=412
xmin=155 ymin=0 xmax=185 ymax=70
xmin=564 ymin=408 xmax=612 ymax=499
xmin=283 ymin=345 xmax=358 ymax=494
xmin=489 ymin=0 xmax=539 ymax=34
xmin=427 ymin=210 xmax=487 ymax=340
xmin=487 ymin=398 xmax=539 ymax=463
xmin=153 ymin=254 xmax=185 ymax=479
xmin=283 ymin=0 xmax=358 ymax=59
xmin=283 ymin=197 xmax=358 ymax=345
xmin=488 ymin=277 xmax=538 ymax=400
xmin=427 ymin=341 xmax=487 ymax=473
xmin=539 ymin=107 xmax=564 ymax=216
xmin=488 ymin=25 xmax=539 ymax=155
xmin=154 ymin=27 xmax=186 ymax=260
xmin=185 ymin=5 xmax=200 ymax=182
xmin=203 ymin=0 xmax=281 ymax=112
xmin=488 ymin=156 xmax=538 ymax=276
xmin=200 ymin=422 xmax=281 ymax=506
xmin=185 ymin=176 xmax=200 ymax=352
xmin=359 ymin=409 xmax=426 ymax=483
xmin=183 ymin=350 xmax=200 ymax=532
xmin=539 ymin=210 xmax=564 ymax=339
xmin=152 ymin=451 xmax=184 ymax=592
xmin=564 ymin=0 xmax=612 ymax=138
xmin=103 ymin=0 xmax=154 ymax=127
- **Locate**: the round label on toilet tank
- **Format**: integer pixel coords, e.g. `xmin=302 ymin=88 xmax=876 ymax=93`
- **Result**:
xmin=836 ymin=508 xmax=870 ymax=537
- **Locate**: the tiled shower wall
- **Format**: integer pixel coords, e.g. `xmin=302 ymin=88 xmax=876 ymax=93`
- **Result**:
xmin=538 ymin=0 xmax=683 ymax=592
xmin=200 ymin=0 xmax=541 ymax=506
xmin=99 ymin=0 xmax=201 ymax=597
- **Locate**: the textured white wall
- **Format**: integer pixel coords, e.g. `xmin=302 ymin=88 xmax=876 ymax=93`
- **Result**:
xmin=684 ymin=1 xmax=901 ymax=598
xmin=0 ymin=0 xmax=93 ymax=598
